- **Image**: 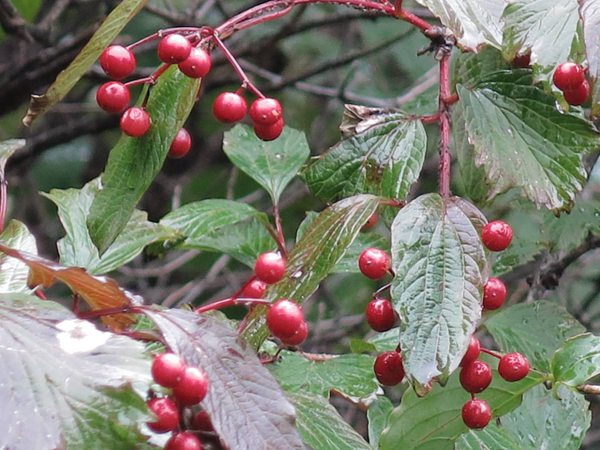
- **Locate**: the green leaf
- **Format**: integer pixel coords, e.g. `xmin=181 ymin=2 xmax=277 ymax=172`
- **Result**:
xmin=22 ymin=0 xmax=147 ymax=126
xmin=485 ymin=301 xmax=585 ymax=372
xmin=456 ymin=424 xmax=521 ymax=450
xmin=0 ymin=139 xmax=25 ymax=174
xmin=545 ymin=199 xmax=600 ymax=252
xmin=368 ymin=328 xmax=400 ymax=352
xmin=581 ymin=0 xmax=600 ymax=116
xmin=552 ymin=333 xmax=600 ymax=387
xmin=288 ymin=392 xmax=372 ymax=450
xmin=0 ymin=294 xmax=151 ymax=450
xmin=88 ymin=66 xmax=200 ymax=253
xmin=390 ymin=194 xmax=487 ymax=391
xmin=0 ymin=220 xmax=37 ymax=293
xmin=455 ymin=69 xmax=600 ymax=211
xmin=302 ymin=108 xmax=426 ymax=203
xmin=269 ymin=351 xmax=378 ymax=399
xmin=223 ymin=125 xmax=310 ymax=203
xmin=367 ymin=396 xmax=393 ymax=449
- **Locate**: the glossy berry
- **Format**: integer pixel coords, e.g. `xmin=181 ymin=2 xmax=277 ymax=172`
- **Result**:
xmin=361 ymin=213 xmax=378 ymax=231
xmin=498 ymin=352 xmax=530 ymax=382
xmin=365 ymin=298 xmax=396 ymax=332
xmin=254 ymin=118 xmax=285 ymax=141
xmin=563 ymin=80 xmax=590 ymax=106
xmin=553 ymin=62 xmax=586 ymax=91
xmin=165 ymin=432 xmax=203 ymax=450
xmin=481 ymin=220 xmax=513 ymax=252
xmin=146 ymin=398 xmax=179 ymax=433
xmin=120 ymin=107 xmax=151 ymax=137
xmin=151 ymin=353 xmax=185 ymax=388
xmin=373 ymin=351 xmax=405 ymax=386
xmin=460 ymin=360 xmax=492 ymax=393
xmin=254 ymin=252 xmax=286 ymax=284
xmin=460 ymin=336 xmax=481 ymax=367
xmin=173 ymin=367 xmax=210 ymax=406
xmin=512 ymin=52 xmax=531 ymax=68
xmin=169 ymin=128 xmax=192 ymax=159
xmin=213 ymin=92 xmax=247 ymax=123
xmin=483 ymin=277 xmax=507 ymax=310
xmin=249 ymin=97 xmax=283 ymax=126
xmin=240 ymin=279 xmax=267 ymax=298
xmin=96 ymin=82 xmax=130 ymax=113
xmin=194 ymin=410 xmax=214 ymax=432
xmin=100 ymin=45 xmax=136 ymax=79
xmin=281 ymin=320 xmax=308 ymax=346
xmin=158 ymin=34 xmax=192 ymax=64
xmin=178 ymin=47 xmax=212 ymax=78
xmin=266 ymin=299 xmax=304 ymax=340
xmin=358 ymin=248 xmax=391 ymax=279
xmin=462 ymin=399 xmax=492 ymax=429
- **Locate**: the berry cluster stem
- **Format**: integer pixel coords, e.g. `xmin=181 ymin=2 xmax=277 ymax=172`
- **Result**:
xmin=273 ymin=202 xmax=287 ymax=257
xmin=212 ymin=35 xmax=264 ymax=98
xmin=438 ymin=53 xmax=453 ymax=199
xmin=195 ymin=297 xmax=271 ymax=314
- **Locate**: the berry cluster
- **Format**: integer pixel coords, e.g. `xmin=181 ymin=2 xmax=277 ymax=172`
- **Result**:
xmin=553 ymin=62 xmax=590 ymax=106
xmin=481 ymin=220 xmax=512 ymax=311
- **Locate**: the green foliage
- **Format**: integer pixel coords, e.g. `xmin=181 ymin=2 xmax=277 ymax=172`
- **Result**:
xmin=0 ymin=220 xmax=37 ymax=292
xmin=552 ymin=333 xmax=600 ymax=387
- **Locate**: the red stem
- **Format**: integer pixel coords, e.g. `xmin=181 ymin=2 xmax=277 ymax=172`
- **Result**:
xmin=480 ymin=347 xmax=502 ymax=359
xmin=273 ymin=202 xmax=287 ymax=257
xmin=212 ymin=35 xmax=264 ymax=98
xmin=125 ymin=63 xmax=171 ymax=88
xmin=438 ymin=54 xmax=452 ymax=199
xmin=127 ymin=27 xmax=204 ymax=51
xmin=195 ymin=297 xmax=271 ymax=314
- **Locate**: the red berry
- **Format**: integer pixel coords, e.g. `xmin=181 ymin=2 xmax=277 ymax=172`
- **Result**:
xmin=373 ymin=351 xmax=405 ymax=386
xmin=120 ymin=107 xmax=151 ymax=137
xmin=96 ymin=82 xmax=130 ymax=113
xmin=266 ymin=299 xmax=304 ymax=340
xmin=462 ymin=399 xmax=492 ymax=429
xmin=481 ymin=220 xmax=513 ymax=252
xmin=498 ymin=352 xmax=530 ymax=382
xmin=165 ymin=432 xmax=203 ymax=450
xmin=173 ymin=367 xmax=210 ymax=406
xmin=281 ymin=320 xmax=308 ymax=346
xmin=100 ymin=45 xmax=136 ymax=79
xmin=460 ymin=336 xmax=481 ymax=367
xmin=361 ymin=213 xmax=378 ymax=231
xmin=358 ymin=248 xmax=391 ymax=279
xmin=460 ymin=360 xmax=492 ymax=393
xmin=249 ymin=98 xmax=283 ymax=126
xmin=254 ymin=252 xmax=286 ymax=284
xmin=151 ymin=353 xmax=185 ymax=388
xmin=158 ymin=34 xmax=192 ymax=64
xmin=512 ymin=52 xmax=531 ymax=68
xmin=193 ymin=410 xmax=214 ymax=432
xmin=240 ymin=279 xmax=267 ymax=298
xmin=563 ymin=80 xmax=590 ymax=106
xmin=365 ymin=298 xmax=396 ymax=332
xmin=553 ymin=62 xmax=586 ymax=91
xmin=253 ymin=118 xmax=285 ymax=141
xmin=483 ymin=277 xmax=507 ymax=310
xmin=169 ymin=128 xmax=192 ymax=159
xmin=213 ymin=92 xmax=247 ymax=123
xmin=146 ymin=397 xmax=179 ymax=433
xmin=178 ymin=47 xmax=212 ymax=78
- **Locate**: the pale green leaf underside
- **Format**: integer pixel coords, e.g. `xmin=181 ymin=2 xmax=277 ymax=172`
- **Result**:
xmin=552 ymin=333 xmax=600 ymax=387
xmin=456 ymin=424 xmax=521 ymax=450
xmin=367 ymin=396 xmax=393 ymax=449
xmin=580 ymin=0 xmax=600 ymax=116
xmin=0 ymin=220 xmax=37 ymax=293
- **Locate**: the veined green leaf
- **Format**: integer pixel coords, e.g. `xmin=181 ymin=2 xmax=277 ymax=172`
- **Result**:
xmin=368 ymin=396 xmax=393 ymax=449
xmin=456 ymin=424 xmax=521 ymax=450
xmin=552 ymin=333 xmax=600 ymax=387
xmin=581 ymin=0 xmax=600 ymax=116
xmin=0 ymin=220 xmax=37 ymax=293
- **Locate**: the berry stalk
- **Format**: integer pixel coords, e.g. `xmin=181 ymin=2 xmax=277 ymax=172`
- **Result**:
xmin=438 ymin=53 xmax=453 ymax=199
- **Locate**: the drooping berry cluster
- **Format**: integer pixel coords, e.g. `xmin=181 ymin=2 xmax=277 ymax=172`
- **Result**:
xmin=552 ymin=62 xmax=590 ymax=106
xmin=481 ymin=219 xmax=512 ymax=311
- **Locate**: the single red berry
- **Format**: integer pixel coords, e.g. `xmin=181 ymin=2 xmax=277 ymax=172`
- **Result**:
xmin=358 ymin=248 xmax=391 ymax=279
xmin=100 ymin=45 xmax=136 ymax=80
xmin=151 ymin=353 xmax=185 ymax=388
xmin=254 ymin=252 xmax=286 ymax=284
xmin=249 ymin=97 xmax=283 ymax=126
xmin=158 ymin=34 xmax=192 ymax=64
xmin=462 ymin=398 xmax=492 ymax=429
xmin=253 ymin=118 xmax=285 ymax=141
xmin=460 ymin=336 xmax=481 ymax=367
xmin=240 ymin=279 xmax=267 ymax=298
xmin=365 ymin=298 xmax=396 ymax=332
xmin=169 ymin=128 xmax=192 ymax=159
xmin=361 ymin=213 xmax=378 ymax=231
xmin=563 ymin=80 xmax=590 ymax=106
xmin=281 ymin=320 xmax=308 ymax=346
xmin=96 ymin=82 xmax=130 ymax=113
xmin=498 ymin=352 xmax=530 ymax=382
xmin=553 ymin=62 xmax=586 ymax=91
xmin=213 ymin=92 xmax=247 ymax=123
xmin=512 ymin=52 xmax=531 ymax=68
xmin=120 ymin=107 xmax=151 ymax=137
xmin=483 ymin=277 xmax=507 ymax=310
xmin=193 ymin=410 xmax=214 ymax=432
xmin=146 ymin=397 xmax=180 ymax=433
xmin=266 ymin=299 xmax=304 ymax=340
xmin=481 ymin=220 xmax=513 ymax=252
xmin=178 ymin=47 xmax=212 ymax=78
xmin=373 ymin=351 xmax=405 ymax=386
xmin=165 ymin=432 xmax=203 ymax=450
xmin=460 ymin=360 xmax=492 ymax=393
xmin=173 ymin=366 xmax=210 ymax=406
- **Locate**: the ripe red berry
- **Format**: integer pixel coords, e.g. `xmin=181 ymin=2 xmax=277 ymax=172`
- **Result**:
xmin=178 ymin=47 xmax=212 ymax=78
xmin=96 ymin=82 xmax=130 ymax=113
xmin=460 ymin=336 xmax=481 ymax=367
xmin=158 ymin=34 xmax=192 ymax=64
xmin=563 ymin=80 xmax=590 ymax=106
xmin=146 ymin=397 xmax=180 ymax=433
xmin=481 ymin=220 xmax=513 ymax=252
xmin=553 ymin=62 xmax=586 ymax=91
xmin=173 ymin=367 xmax=210 ymax=406
xmin=512 ymin=52 xmax=531 ymax=68
xmin=462 ymin=398 xmax=492 ymax=429
xmin=483 ymin=277 xmax=507 ymax=310
xmin=498 ymin=352 xmax=530 ymax=382
xmin=460 ymin=360 xmax=492 ymax=393
xmin=151 ymin=353 xmax=185 ymax=388
xmin=254 ymin=252 xmax=286 ymax=284
xmin=358 ymin=248 xmax=391 ymax=279
xmin=120 ymin=107 xmax=151 ymax=137
xmin=194 ymin=410 xmax=214 ymax=432
xmin=100 ymin=45 xmax=136 ymax=79
xmin=281 ymin=320 xmax=308 ymax=346
xmin=240 ymin=279 xmax=267 ymax=298
xmin=165 ymin=432 xmax=203 ymax=450
xmin=361 ymin=213 xmax=378 ymax=231
xmin=266 ymin=299 xmax=304 ymax=340
xmin=253 ymin=118 xmax=285 ymax=141
xmin=365 ymin=298 xmax=396 ymax=332
xmin=213 ymin=92 xmax=247 ymax=123
xmin=373 ymin=351 xmax=405 ymax=386
xmin=169 ymin=128 xmax=192 ymax=159
xmin=249 ymin=98 xmax=283 ymax=126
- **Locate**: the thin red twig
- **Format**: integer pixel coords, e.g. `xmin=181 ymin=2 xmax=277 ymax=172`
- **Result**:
xmin=438 ymin=54 xmax=452 ymax=199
